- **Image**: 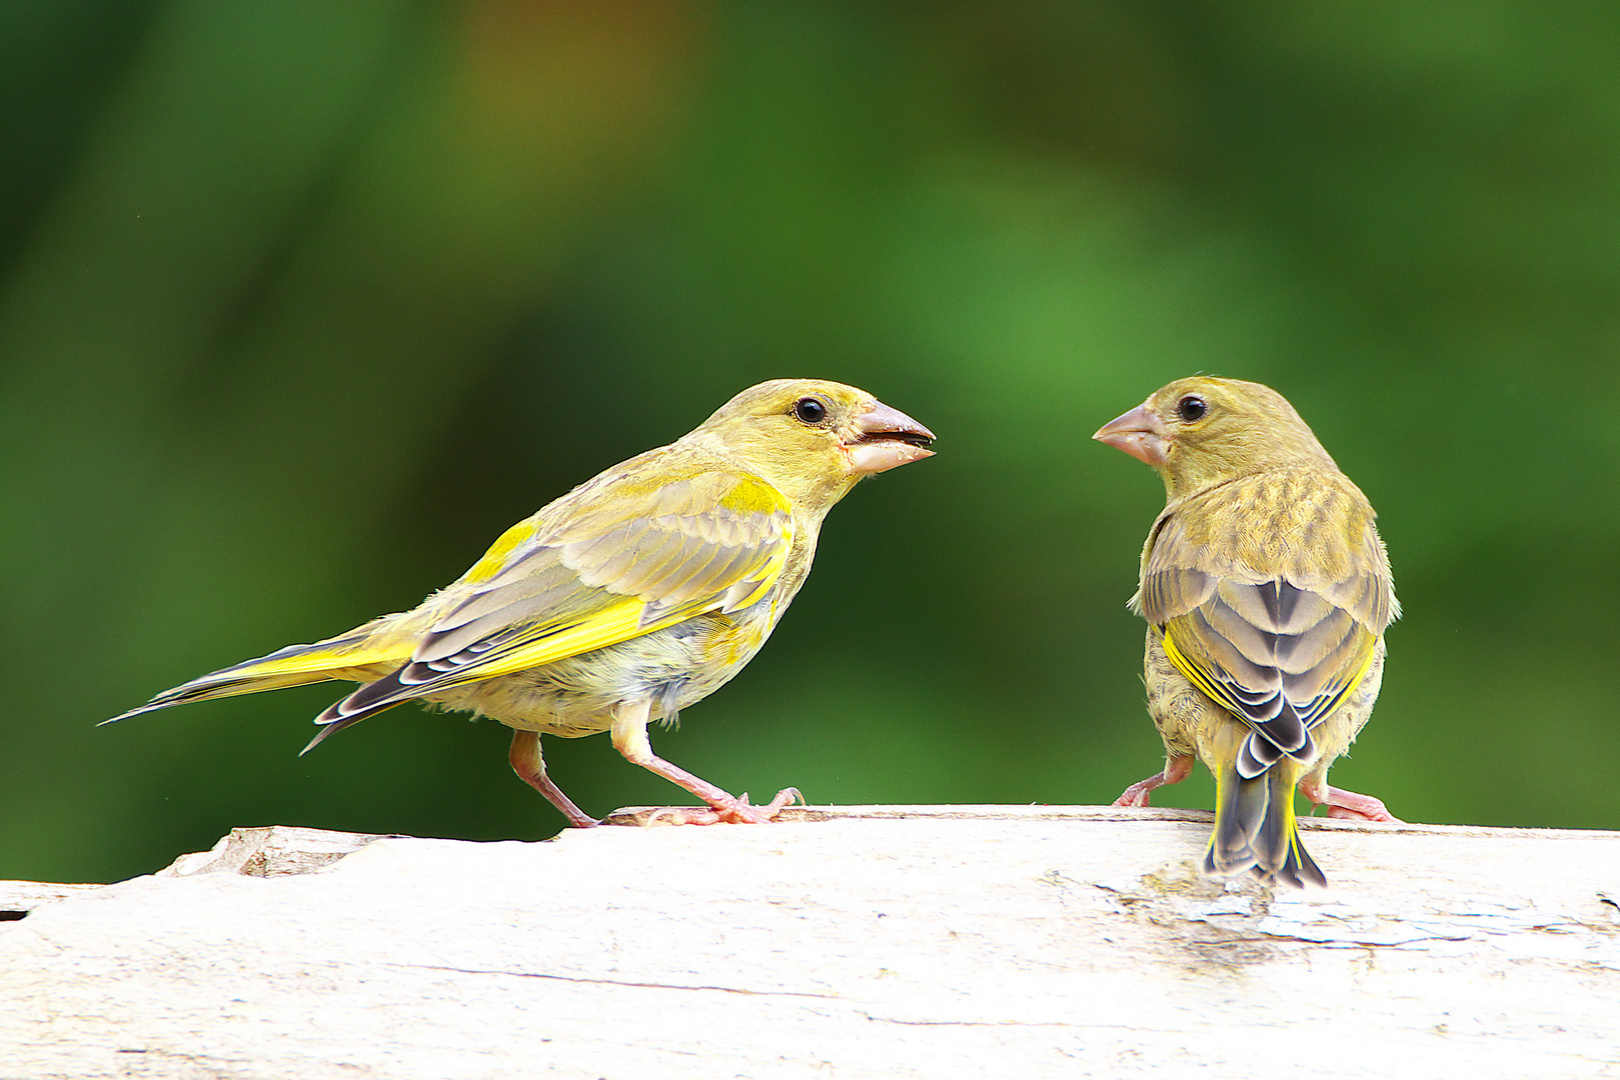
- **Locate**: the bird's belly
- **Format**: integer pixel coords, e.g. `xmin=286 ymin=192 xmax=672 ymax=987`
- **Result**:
xmin=421 ymin=607 xmax=772 ymax=737
xmin=1143 ymin=627 xmax=1212 ymax=758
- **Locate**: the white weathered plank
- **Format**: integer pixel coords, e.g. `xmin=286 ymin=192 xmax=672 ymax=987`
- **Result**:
xmin=1 ymin=806 xmax=1617 ymax=1079
xmin=154 ymin=824 xmax=394 ymax=878
xmin=0 ymin=881 xmax=104 ymax=915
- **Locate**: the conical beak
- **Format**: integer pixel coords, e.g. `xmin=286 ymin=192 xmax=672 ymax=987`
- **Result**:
xmin=1093 ymin=402 xmax=1169 ymax=467
xmin=846 ymin=400 xmax=936 ymax=474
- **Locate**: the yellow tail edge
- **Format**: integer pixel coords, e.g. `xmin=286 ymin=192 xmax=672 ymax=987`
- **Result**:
xmin=105 ymin=634 xmax=409 ymax=724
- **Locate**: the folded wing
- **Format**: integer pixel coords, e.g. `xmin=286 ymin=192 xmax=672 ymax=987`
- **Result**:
xmin=1139 ymin=472 xmax=1394 ymax=778
xmin=305 ymin=469 xmax=795 ymax=746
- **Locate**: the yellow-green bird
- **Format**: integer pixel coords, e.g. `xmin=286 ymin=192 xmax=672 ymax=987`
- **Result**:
xmin=109 ymin=379 xmax=935 ymax=828
xmin=1094 ymin=377 xmax=1398 ymax=886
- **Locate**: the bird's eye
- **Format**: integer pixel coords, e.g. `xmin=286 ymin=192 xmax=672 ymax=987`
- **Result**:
xmin=1176 ymin=395 xmax=1208 ymax=423
xmin=792 ymin=397 xmax=829 ymax=425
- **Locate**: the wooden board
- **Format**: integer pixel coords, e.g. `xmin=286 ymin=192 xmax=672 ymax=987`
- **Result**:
xmin=2 ymin=807 xmax=1618 ymax=1078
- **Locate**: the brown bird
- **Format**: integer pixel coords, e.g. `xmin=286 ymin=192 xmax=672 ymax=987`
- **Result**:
xmin=1095 ymin=376 xmax=1399 ymax=886
xmin=109 ymin=379 xmax=935 ymax=828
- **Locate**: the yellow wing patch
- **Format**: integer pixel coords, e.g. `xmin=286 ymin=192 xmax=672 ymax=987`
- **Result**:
xmin=213 ymin=637 xmax=410 ymax=682
xmin=717 ymin=477 xmax=792 ymax=516
xmin=443 ymin=596 xmax=649 ymax=682
xmin=461 ymin=519 xmax=541 ymax=585
xmin=434 ymin=592 xmax=733 ymax=685
xmin=1160 ymin=625 xmax=1231 ymax=712
xmin=413 ymin=558 xmax=786 ymax=689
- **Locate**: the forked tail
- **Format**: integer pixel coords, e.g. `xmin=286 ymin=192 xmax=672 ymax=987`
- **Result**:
xmin=1205 ymin=755 xmax=1325 ymax=888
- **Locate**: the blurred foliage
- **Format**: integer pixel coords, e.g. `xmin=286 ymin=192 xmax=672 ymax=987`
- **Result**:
xmin=3 ymin=0 xmax=1619 ymax=883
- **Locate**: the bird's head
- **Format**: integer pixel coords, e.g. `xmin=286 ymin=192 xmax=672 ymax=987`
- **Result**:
xmin=688 ymin=379 xmax=935 ymax=513
xmin=1093 ymin=376 xmax=1336 ymax=498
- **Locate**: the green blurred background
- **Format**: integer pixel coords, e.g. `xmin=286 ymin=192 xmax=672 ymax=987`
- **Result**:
xmin=3 ymin=0 xmax=1617 ymax=884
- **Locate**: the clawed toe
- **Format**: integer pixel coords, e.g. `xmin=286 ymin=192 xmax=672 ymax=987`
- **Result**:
xmin=640 ymin=788 xmax=805 ymax=827
xmin=710 ymin=787 xmax=804 ymax=824
xmin=1112 ymin=757 xmax=1193 ymax=809
xmin=643 ymin=806 xmax=724 ymax=826
xmin=1324 ymin=803 xmax=1403 ymax=823
xmin=1112 ymin=785 xmax=1154 ymax=809
xmin=762 ymin=787 xmax=804 ymax=813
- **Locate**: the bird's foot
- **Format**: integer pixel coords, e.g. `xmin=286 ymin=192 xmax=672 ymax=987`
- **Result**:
xmin=1302 ymin=781 xmax=1403 ymax=823
xmin=1111 ymin=755 xmax=1194 ymax=808
xmin=1112 ymin=777 xmax=1162 ymax=808
xmin=643 ymin=787 xmax=804 ymax=826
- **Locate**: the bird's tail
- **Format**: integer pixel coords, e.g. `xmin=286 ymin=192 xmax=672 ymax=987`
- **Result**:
xmin=103 ymin=619 xmax=410 ymax=725
xmin=1205 ymin=752 xmax=1325 ymax=888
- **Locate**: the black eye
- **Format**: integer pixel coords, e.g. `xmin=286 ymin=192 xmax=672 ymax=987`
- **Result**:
xmin=792 ymin=397 xmax=828 ymax=425
xmin=1176 ymin=395 xmax=1207 ymax=423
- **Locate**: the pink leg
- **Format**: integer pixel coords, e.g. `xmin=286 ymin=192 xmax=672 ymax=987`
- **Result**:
xmin=510 ymin=729 xmax=598 ymax=829
xmin=1298 ymin=776 xmax=1403 ymax=823
xmin=611 ymin=700 xmax=801 ymax=825
xmin=1112 ymin=754 xmax=1194 ymax=808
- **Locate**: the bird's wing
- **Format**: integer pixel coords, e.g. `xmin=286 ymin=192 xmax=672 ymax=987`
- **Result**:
xmin=1139 ymin=472 xmax=1393 ymax=769
xmin=317 ymin=467 xmax=794 ymax=723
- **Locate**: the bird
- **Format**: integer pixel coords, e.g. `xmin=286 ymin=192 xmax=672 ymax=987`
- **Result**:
xmin=108 ymin=379 xmax=935 ymax=828
xmin=1093 ymin=376 xmax=1398 ymax=886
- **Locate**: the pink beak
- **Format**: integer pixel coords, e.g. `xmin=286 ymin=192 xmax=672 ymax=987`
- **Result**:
xmin=1093 ymin=402 xmax=1169 ymax=467
xmin=845 ymin=400 xmax=936 ymax=474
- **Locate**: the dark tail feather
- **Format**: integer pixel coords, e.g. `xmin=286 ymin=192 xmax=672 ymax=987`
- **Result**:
xmin=299 ymin=701 xmax=407 ymax=755
xmin=299 ymin=669 xmax=413 ymax=756
xmin=1251 ymin=764 xmax=1326 ymax=887
xmin=1205 ymin=757 xmax=1325 ymax=888
xmin=1205 ymin=759 xmax=1269 ymax=875
xmin=1261 ymin=832 xmax=1327 ymax=889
